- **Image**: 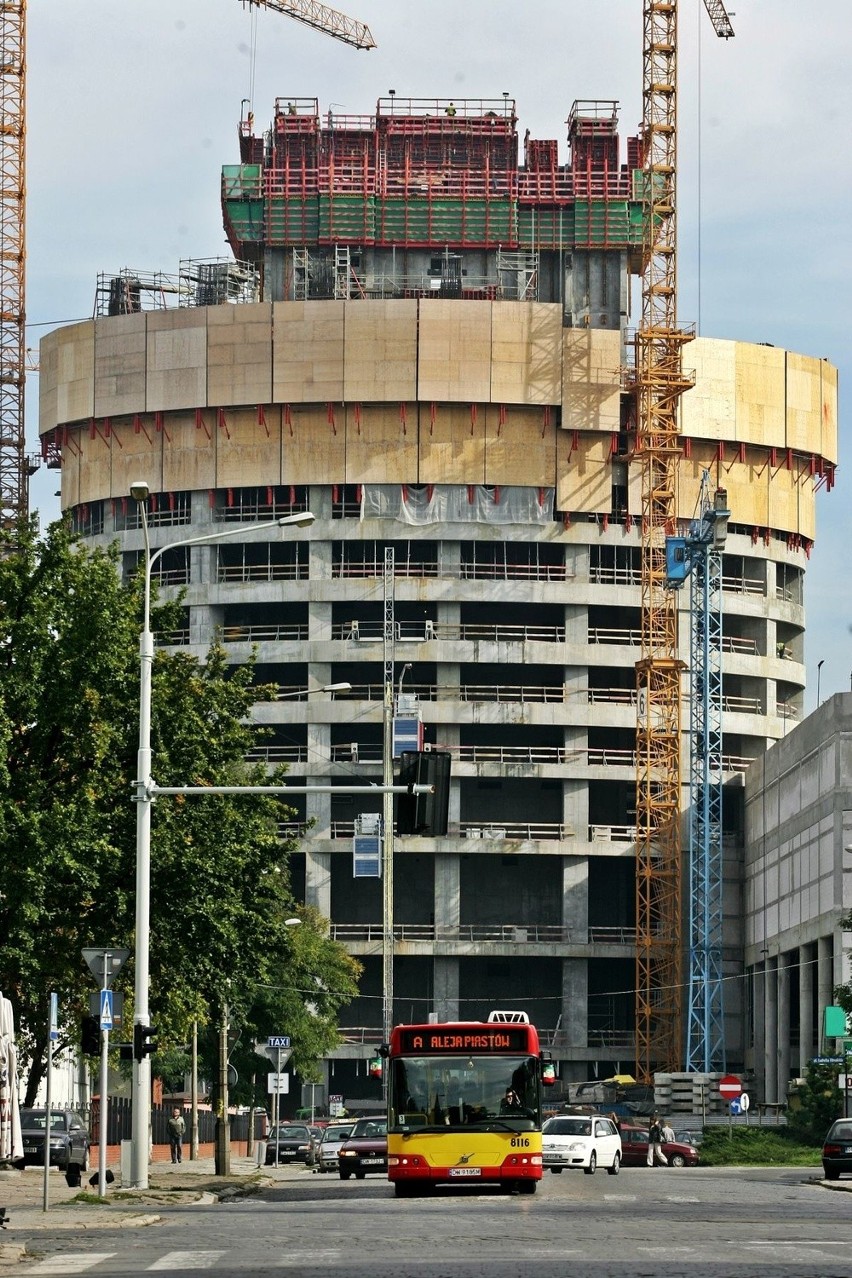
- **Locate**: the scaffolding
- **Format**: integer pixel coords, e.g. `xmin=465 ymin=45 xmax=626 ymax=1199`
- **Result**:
xmin=222 ymin=96 xmax=644 ymax=260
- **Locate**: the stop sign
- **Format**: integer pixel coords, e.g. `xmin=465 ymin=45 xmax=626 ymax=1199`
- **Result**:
xmin=719 ymin=1073 xmax=742 ymax=1100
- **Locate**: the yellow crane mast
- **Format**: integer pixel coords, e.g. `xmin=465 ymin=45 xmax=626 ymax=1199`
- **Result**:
xmin=635 ymin=0 xmax=732 ymax=1082
xmin=0 ymin=0 xmax=26 ymax=532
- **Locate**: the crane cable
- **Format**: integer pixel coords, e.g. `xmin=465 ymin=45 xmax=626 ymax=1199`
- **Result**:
xmin=249 ymin=3 xmax=259 ymax=125
xmin=697 ymin=5 xmax=703 ymax=334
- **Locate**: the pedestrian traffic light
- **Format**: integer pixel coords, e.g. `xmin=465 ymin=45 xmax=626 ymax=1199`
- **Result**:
xmin=81 ymin=1015 xmax=100 ymax=1057
xmin=119 ymin=1042 xmax=134 ymax=1062
xmin=396 ymin=750 xmax=451 ymax=836
xmin=133 ymin=1023 xmax=158 ymax=1062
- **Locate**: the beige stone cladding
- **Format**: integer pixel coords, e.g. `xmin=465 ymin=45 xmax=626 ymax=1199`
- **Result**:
xmin=281 ymin=404 xmax=345 ymax=485
xmin=94 ymin=313 xmax=147 ymax=419
xmin=146 ymin=309 xmax=207 ymax=413
xmin=207 ymin=302 xmax=273 ymax=407
xmin=417 ymin=300 xmax=491 ymax=403
xmin=557 ymin=433 xmax=611 ymax=514
xmin=344 ymin=403 xmax=418 ymax=484
xmin=344 ymin=299 xmax=417 ymax=403
xmin=38 ymin=307 xmax=837 ymax=542
xmin=418 ymin=403 xmax=487 ymax=486
xmin=562 ymin=328 xmax=622 ymax=434
xmin=489 ymin=302 xmax=562 ymax=405
xmin=39 ymin=320 xmax=94 ymax=433
xmin=273 ymin=301 xmax=345 ymax=403
xmin=483 ymin=405 xmax=556 ymax=488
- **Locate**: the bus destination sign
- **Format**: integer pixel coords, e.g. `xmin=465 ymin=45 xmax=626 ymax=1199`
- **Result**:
xmin=399 ymin=1028 xmax=529 ymax=1054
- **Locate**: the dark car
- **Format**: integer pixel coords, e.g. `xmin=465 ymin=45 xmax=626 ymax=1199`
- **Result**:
xmin=619 ymin=1123 xmax=700 ymax=1168
xmin=337 ymin=1117 xmax=388 ymax=1180
xmin=822 ymin=1119 xmax=852 ymax=1179
xmin=264 ymin=1123 xmax=315 ymax=1166
xmin=16 ymin=1108 xmax=90 ymax=1173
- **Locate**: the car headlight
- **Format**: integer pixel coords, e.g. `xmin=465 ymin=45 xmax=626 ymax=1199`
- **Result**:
xmin=339 ymin=1149 xmax=356 ymax=1157
xmin=565 ymin=1141 xmax=584 ymax=1152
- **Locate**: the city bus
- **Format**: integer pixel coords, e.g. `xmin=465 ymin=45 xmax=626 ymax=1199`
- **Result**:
xmin=383 ymin=1010 xmax=555 ymax=1197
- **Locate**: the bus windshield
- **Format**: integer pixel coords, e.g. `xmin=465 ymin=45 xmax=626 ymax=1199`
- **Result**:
xmin=388 ymin=1054 xmax=540 ymax=1130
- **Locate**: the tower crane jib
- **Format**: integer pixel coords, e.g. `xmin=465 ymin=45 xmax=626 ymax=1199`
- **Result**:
xmin=243 ymin=0 xmax=376 ymax=49
xmin=702 ymin=0 xmax=735 ymax=39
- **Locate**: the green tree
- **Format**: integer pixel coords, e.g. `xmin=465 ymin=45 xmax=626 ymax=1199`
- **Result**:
xmin=786 ymin=1060 xmax=842 ymax=1143
xmin=0 ymin=521 xmax=360 ymax=1101
xmin=0 ymin=520 xmax=141 ymax=1099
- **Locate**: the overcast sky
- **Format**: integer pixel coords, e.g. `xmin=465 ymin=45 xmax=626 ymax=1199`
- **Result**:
xmin=26 ymin=0 xmax=851 ymax=708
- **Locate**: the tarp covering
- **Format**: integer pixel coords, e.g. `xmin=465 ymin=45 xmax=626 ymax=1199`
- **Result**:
xmin=362 ymin=484 xmax=555 ymax=525
xmin=0 ymin=992 xmax=23 ymax=1164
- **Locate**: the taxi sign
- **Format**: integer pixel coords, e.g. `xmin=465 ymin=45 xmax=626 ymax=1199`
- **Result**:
xmin=267 ymin=1035 xmax=291 ymax=1049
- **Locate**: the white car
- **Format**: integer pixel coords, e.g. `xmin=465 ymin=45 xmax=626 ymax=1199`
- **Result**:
xmin=314 ymin=1122 xmax=355 ymax=1173
xmin=542 ymin=1114 xmax=621 ymax=1176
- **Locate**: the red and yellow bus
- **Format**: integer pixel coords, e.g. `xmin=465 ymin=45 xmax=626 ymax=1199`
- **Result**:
xmin=384 ymin=1011 xmax=555 ymax=1197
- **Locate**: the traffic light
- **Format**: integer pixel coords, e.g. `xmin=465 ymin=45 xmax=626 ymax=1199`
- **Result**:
xmin=396 ymin=750 xmax=451 ymax=836
xmin=133 ymin=1023 xmax=158 ymax=1062
xmin=81 ymin=1015 xmax=100 ymax=1057
xmin=119 ymin=1042 xmax=134 ymax=1062
xmin=369 ymin=1057 xmax=383 ymax=1079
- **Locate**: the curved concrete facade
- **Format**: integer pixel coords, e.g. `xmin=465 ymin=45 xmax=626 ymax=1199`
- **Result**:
xmin=39 ymin=300 xmax=838 ymax=1089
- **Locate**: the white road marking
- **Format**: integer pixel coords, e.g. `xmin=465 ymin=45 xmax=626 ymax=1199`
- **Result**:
xmin=275 ymin=1254 xmax=343 ymax=1268
xmin=638 ymin=1247 xmax=693 ymax=1256
xmin=26 ymin=1257 xmax=116 ymax=1275
xmin=148 ymin=1253 xmax=227 ymax=1270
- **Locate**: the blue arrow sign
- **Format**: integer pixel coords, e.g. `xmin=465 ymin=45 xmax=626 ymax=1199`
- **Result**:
xmin=267 ymin=1035 xmax=291 ymax=1048
xmin=100 ymin=989 xmax=113 ymax=1032
xmin=730 ymin=1097 xmax=742 ymax=1115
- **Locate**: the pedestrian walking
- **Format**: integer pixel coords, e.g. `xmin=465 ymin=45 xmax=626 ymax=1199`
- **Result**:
xmin=646 ymin=1114 xmax=668 ymax=1167
xmin=661 ymin=1118 xmax=675 ymax=1142
xmin=167 ymin=1106 xmax=186 ymax=1164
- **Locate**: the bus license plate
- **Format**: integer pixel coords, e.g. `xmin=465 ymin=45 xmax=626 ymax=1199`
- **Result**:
xmin=449 ymin=1167 xmax=481 ymax=1177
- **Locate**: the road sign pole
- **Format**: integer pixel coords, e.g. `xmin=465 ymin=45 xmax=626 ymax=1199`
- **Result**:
xmin=42 ymin=994 xmax=57 ymax=1214
xmin=98 ymin=1020 xmax=109 ymax=1197
xmin=98 ymin=955 xmax=112 ymax=1198
xmin=275 ymin=1047 xmax=282 ymax=1166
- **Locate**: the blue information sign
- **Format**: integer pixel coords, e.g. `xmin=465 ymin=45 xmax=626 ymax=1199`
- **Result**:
xmin=99 ymin=989 xmax=114 ymax=1031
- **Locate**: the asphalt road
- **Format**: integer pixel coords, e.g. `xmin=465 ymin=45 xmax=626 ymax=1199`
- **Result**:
xmin=18 ymin=1166 xmax=852 ymax=1278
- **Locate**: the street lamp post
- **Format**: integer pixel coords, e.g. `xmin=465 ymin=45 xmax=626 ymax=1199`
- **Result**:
xmin=128 ymin=480 xmax=314 ymax=1189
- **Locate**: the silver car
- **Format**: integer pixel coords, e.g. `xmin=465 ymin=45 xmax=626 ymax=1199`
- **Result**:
xmin=315 ymin=1121 xmax=355 ymax=1173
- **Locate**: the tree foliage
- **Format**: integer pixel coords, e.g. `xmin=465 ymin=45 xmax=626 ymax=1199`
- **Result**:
xmin=786 ymin=1060 xmax=842 ymax=1143
xmin=0 ymin=521 xmax=360 ymax=1103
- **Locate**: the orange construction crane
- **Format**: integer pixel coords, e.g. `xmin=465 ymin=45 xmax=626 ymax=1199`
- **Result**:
xmin=0 ymin=0 xmax=373 ymax=534
xmin=0 ymin=1 xmax=26 ymax=533
xmin=634 ymin=0 xmax=733 ymax=1082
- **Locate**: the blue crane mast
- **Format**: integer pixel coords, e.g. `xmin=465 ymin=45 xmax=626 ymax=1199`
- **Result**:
xmin=665 ymin=472 xmax=731 ymax=1071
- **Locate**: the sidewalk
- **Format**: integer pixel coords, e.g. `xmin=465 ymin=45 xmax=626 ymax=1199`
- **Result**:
xmin=0 ymin=1147 xmax=278 ymax=1269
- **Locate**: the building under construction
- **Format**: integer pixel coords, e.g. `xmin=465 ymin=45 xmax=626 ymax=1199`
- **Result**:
xmin=39 ymin=96 xmax=837 ymax=1103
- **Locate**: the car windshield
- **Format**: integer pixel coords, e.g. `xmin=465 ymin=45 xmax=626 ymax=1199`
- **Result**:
xmin=349 ymin=1119 xmax=387 ymax=1139
xmin=322 ymin=1125 xmax=354 ymax=1143
xmin=272 ymin=1126 xmax=309 ymax=1139
xmin=544 ymin=1117 xmax=592 ymax=1136
xmin=829 ymin=1122 xmax=852 ymax=1140
xmin=21 ymin=1110 xmax=66 ymax=1132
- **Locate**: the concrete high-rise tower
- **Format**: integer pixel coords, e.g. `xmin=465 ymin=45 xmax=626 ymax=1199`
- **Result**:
xmin=39 ymin=97 xmax=837 ymax=1103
